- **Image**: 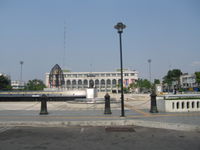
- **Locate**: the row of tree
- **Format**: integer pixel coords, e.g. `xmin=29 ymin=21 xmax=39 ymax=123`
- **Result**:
xmin=0 ymin=75 xmax=46 ymax=91
xmin=163 ymin=69 xmax=200 ymax=91
xmin=128 ymin=78 xmax=160 ymax=93
xmin=0 ymin=75 xmax=12 ymax=90
xmin=126 ymin=69 xmax=200 ymax=93
xmin=1 ymin=69 xmax=200 ymax=92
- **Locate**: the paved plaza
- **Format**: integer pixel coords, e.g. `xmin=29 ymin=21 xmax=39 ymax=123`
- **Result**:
xmin=0 ymin=94 xmax=200 ymax=150
xmin=0 ymin=94 xmax=199 ymax=131
xmin=1 ymin=126 xmax=200 ymax=150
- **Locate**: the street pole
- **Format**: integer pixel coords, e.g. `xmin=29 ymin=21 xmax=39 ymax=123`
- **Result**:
xmin=119 ymin=31 xmax=125 ymax=117
xmin=114 ymin=22 xmax=126 ymax=117
xmin=20 ymin=61 xmax=24 ymax=83
xmin=148 ymin=59 xmax=151 ymax=83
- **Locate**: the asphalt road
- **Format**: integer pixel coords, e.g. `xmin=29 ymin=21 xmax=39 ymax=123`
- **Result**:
xmin=0 ymin=126 xmax=200 ymax=150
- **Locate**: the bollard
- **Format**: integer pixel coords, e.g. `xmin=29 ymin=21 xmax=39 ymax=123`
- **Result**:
xmin=150 ymin=90 xmax=158 ymax=113
xmin=104 ymin=93 xmax=112 ymax=114
xmin=40 ymin=94 xmax=48 ymax=115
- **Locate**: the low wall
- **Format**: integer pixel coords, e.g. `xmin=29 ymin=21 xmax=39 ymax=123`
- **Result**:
xmin=157 ymin=98 xmax=200 ymax=112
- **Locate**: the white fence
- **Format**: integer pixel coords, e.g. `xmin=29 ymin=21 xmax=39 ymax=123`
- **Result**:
xmin=157 ymin=94 xmax=200 ymax=112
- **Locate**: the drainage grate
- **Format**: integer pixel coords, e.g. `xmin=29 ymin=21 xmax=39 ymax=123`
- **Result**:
xmin=105 ymin=126 xmax=135 ymax=132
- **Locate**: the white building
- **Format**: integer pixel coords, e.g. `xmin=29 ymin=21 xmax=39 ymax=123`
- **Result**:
xmin=11 ymin=80 xmax=25 ymax=90
xmin=45 ymin=70 xmax=139 ymax=93
xmin=180 ymin=73 xmax=198 ymax=89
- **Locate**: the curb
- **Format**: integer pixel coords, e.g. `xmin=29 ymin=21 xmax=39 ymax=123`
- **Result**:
xmin=0 ymin=120 xmax=199 ymax=132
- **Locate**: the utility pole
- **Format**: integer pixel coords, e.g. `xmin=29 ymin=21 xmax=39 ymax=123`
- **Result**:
xmin=20 ymin=61 xmax=24 ymax=85
xmin=148 ymin=59 xmax=152 ymax=83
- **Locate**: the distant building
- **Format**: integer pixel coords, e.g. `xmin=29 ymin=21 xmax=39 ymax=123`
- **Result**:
xmin=0 ymin=73 xmax=25 ymax=90
xmin=11 ymin=80 xmax=25 ymax=90
xmin=180 ymin=73 xmax=198 ymax=90
xmin=45 ymin=69 xmax=139 ymax=93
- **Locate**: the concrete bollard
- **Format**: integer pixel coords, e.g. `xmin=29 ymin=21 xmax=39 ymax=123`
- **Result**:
xmin=104 ymin=93 xmax=112 ymax=114
xmin=40 ymin=94 xmax=48 ymax=115
xmin=150 ymin=90 xmax=158 ymax=113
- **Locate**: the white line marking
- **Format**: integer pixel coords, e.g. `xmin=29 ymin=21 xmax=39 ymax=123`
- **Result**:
xmin=0 ymin=127 xmax=14 ymax=133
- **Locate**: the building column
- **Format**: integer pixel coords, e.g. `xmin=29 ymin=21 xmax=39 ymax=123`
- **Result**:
xmin=70 ymin=80 xmax=73 ymax=89
xmin=99 ymin=79 xmax=101 ymax=92
xmin=111 ymin=79 xmax=113 ymax=92
xmin=76 ymin=79 xmax=78 ymax=89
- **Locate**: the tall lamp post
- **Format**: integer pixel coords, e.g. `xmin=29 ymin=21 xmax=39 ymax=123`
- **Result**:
xmin=20 ymin=61 xmax=24 ymax=84
xmin=148 ymin=59 xmax=152 ymax=83
xmin=114 ymin=22 xmax=126 ymax=117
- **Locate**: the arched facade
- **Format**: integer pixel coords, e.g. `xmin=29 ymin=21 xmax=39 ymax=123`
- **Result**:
xmin=46 ymin=70 xmax=138 ymax=92
xmin=49 ymin=64 xmax=65 ymax=88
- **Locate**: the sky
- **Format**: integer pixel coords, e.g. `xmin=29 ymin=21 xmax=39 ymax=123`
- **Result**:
xmin=0 ymin=0 xmax=200 ymax=82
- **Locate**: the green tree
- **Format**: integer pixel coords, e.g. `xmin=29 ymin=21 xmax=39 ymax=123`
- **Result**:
xmin=195 ymin=72 xmax=200 ymax=86
xmin=130 ymin=79 xmax=151 ymax=93
xmin=140 ymin=79 xmax=152 ymax=89
xmin=129 ymin=82 xmax=137 ymax=89
xmin=0 ymin=75 xmax=12 ymax=90
xmin=25 ymin=79 xmax=46 ymax=91
xmin=154 ymin=79 xmax=160 ymax=85
xmin=163 ymin=69 xmax=182 ymax=87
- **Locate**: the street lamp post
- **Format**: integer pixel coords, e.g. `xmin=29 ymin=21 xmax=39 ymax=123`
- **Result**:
xmin=114 ymin=22 xmax=126 ymax=117
xmin=20 ymin=61 xmax=24 ymax=84
xmin=148 ymin=59 xmax=151 ymax=83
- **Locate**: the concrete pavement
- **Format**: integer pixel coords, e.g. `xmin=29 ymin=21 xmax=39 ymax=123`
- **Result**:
xmin=1 ymin=126 xmax=200 ymax=150
xmin=0 ymin=95 xmax=200 ymax=131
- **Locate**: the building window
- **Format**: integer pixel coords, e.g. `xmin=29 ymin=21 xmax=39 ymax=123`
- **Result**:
xmin=78 ymin=80 xmax=82 ymax=85
xmin=107 ymin=79 xmax=111 ymax=88
xmin=72 ymin=80 xmax=76 ymax=88
xmin=106 ymin=74 xmax=110 ymax=77
xmin=83 ymin=80 xmax=88 ymax=88
xmin=89 ymin=80 xmax=94 ymax=87
xmin=95 ymin=80 xmax=99 ymax=88
xmin=101 ymin=74 xmax=105 ymax=77
xmin=72 ymin=74 xmax=77 ymax=78
xmin=78 ymin=74 xmax=82 ymax=77
xmin=118 ymin=79 xmax=121 ymax=86
xmin=131 ymin=73 xmax=135 ymax=76
xmin=101 ymin=79 xmax=105 ymax=88
xmin=112 ymin=79 xmax=117 ymax=88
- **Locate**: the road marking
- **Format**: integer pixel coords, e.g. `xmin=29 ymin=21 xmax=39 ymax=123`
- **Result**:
xmin=0 ymin=127 xmax=14 ymax=133
xmin=124 ymin=104 xmax=150 ymax=116
xmin=80 ymin=128 xmax=84 ymax=133
xmin=0 ymin=112 xmax=199 ymax=120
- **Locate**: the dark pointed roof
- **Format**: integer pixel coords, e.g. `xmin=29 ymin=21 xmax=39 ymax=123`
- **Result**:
xmin=50 ymin=64 xmax=63 ymax=74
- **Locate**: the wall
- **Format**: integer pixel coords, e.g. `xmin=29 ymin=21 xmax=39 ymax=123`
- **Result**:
xmin=157 ymin=98 xmax=200 ymax=112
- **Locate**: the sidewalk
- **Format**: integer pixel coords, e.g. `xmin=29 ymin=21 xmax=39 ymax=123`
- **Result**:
xmin=0 ymin=100 xmax=200 ymax=131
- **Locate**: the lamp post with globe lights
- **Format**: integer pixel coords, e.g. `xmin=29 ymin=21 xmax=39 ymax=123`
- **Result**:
xmin=114 ymin=22 xmax=126 ymax=117
xmin=20 ymin=61 xmax=24 ymax=86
